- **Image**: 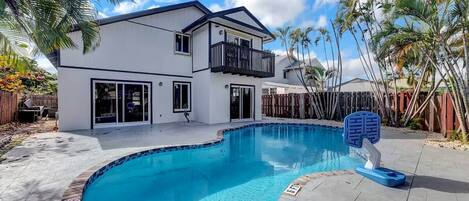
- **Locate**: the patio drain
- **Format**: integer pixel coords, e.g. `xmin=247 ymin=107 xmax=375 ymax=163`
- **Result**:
xmin=284 ymin=184 xmax=302 ymax=196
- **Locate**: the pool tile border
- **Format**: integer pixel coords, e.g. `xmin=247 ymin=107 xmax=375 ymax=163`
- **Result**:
xmin=61 ymin=122 xmax=344 ymax=201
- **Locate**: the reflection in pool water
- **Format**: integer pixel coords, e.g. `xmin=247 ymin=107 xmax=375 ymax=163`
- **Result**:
xmin=83 ymin=124 xmax=362 ymax=201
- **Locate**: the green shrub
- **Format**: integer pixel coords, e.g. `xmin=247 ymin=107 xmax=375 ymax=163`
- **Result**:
xmin=449 ymin=130 xmax=463 ymax=142
xmin=407 ymin=118 xmax=424 ymax=130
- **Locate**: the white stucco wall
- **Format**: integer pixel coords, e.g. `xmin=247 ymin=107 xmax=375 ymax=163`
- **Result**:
xmin=225 ymin=11 xmax=262 ymax=30
xmin=60 ymin=7 xmax=205 ymax=76
xmin=286 ymin=69 xmax=305 ymax=85
xmin=58 ymin=6 xmax=269 ymax=130
xmin=210 ymin=23 xmax=262 ymax=50
xmin=192 ymin=70 xmax=211 ymax=124
xmin=209 ymin=73 xmax=262 ymax=124
xmin=192 ymin=24 xmax=209 ymax=72
xmin=58 ymin=68 xmax=192 ymax=131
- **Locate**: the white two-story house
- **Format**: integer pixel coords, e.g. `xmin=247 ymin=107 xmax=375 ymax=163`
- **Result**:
xmin=50 ymin=1 xmax=275 ymax=131
xmin=262 ymin=55 xmax=323 ymax=94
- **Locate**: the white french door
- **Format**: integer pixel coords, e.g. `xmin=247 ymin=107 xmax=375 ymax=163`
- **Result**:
xmin=92 ymin=80 xmax=151 ymax=128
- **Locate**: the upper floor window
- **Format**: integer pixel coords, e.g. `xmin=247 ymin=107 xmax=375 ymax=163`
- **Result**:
xmin=283 ymin=71 xmax=287 ymax=79
xmin=175 ymin=33 xmax=190 ymax=54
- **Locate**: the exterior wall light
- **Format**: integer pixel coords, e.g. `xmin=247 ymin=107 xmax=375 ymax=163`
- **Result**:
xmin=159 ymin=82 xmax=163 ymax=86
xmin=225 ymin=84 xmax=229 ymax=89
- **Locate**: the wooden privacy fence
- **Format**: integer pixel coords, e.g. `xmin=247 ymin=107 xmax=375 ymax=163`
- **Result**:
xmin=30 ymin=95 xmax=58 ymax=117
xmin=262 ymin=92 xmax=458 ymax=137
xmin=0 ymin=92 xmax=58 ymax=125
xmin=0 ymin=91 xmax=19 ymax=124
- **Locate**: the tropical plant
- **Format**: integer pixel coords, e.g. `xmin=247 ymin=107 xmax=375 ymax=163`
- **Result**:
xmin=0 ymin=53 xmax=56 ymax=94
xmin=275 ymin=22 xmax=343 ymax=120
xmin=305 ymin=66 xmax=336 ymax=91
xmin=1 ymin=0 xmax=123 ymax=58
xmin=338 ymin=0 xmax=469 ymax=142
xmin=336 ymin=0 xmax=401 ymax=126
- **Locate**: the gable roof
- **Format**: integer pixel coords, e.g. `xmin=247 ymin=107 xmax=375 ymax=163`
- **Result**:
xmin=71 ymin=1 xmax=211 ymax=32
xmin=182 ymin=6 xmax=275 ymax=40
xmin=339 ymin=78 xmax=372 ymax=86
xmin=281 ymin=57 xmax=324 ymax=71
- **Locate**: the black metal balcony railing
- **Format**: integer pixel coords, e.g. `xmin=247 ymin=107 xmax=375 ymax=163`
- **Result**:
xmin=210 ymin=42 xmax=275 ymax=78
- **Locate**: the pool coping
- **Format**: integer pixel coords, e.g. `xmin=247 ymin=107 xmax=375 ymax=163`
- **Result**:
xmin=61 ymin=122 xmax=344 ymax=201
xmin=278 ymin=170 xmax=356 ymax=200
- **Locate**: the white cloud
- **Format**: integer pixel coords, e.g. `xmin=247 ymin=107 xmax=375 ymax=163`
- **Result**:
xmin=147 ymin=4 xmax=160 ymax=9
xmin=313 ymin=0 xmax=339 ymax=10
xmin=319 ymin=57 xmax=381 ymax=81
xmin=300 ymin=15 xmax=328 ymax=29
xmin=113 ymin=0 xmax=149 ymax=14
xmin=35 ymin=55 xmax=57 ymax=74
xmin=226 ymin=0 xmax=306 ymax=28
xmin=97 ymin=12 xmax=108 ymax=19
xmin=209 ymin=3 xmax=224 ymax=12
xmin=271 ymin=49 xmax=317 ymax=60
xmin=315 ymin=15 xmax=328 ymax=28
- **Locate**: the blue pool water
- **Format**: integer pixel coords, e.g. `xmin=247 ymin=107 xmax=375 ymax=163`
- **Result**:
xmin=83 ymin=124 xmax=363 ymax=201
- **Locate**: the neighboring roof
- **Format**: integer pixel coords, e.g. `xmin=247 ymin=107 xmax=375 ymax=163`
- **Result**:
xmin=71 ymin=1 xmax=211 ymax=32
xmin=276 ymin=55 xmax=324 ymax=71
xmin=340 ymin=78 xmax=372 ymax=85
xmin=182 ymin=6 xmax=275 ymax=40
xmin=263 ymin=81 xmax=307 ymax=89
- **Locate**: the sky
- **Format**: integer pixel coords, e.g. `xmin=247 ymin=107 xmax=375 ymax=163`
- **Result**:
xmin=37 ymin=0 xmax=366 ymax=81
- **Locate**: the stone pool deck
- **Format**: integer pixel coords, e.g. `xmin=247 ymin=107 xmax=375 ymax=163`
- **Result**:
xmin=0 ymin=119 xmax=468 ymax=201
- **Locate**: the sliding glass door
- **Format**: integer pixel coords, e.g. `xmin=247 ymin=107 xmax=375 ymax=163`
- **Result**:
xmin=230 ymin=85 xmax=254 ymax=121
xmin=93 ymin=80 xmax=150 ymax=128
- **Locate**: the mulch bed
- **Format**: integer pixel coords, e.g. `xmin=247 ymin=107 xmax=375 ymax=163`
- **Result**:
xmin=0 ymin=119 xmax=58 ymax=161
xmin=425 ymin=132 xmax=469 ymax=151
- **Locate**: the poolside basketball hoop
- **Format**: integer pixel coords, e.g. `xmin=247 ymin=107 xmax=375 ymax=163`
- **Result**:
xmin=343 ymin=111 xmax=406 ymax=187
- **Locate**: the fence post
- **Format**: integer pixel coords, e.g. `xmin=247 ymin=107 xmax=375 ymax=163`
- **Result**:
xmin=288 ymin=94 xmax=295 ymax=119
xmin=429 ymin=97 xmax=435 ymax=132
xmin=272 ymin=95 xmax=276 ymax=117
xmin=299 ymin=93 xmax=305 ymax=119
xmin=446 ymin=93 xmax=454 ymax=136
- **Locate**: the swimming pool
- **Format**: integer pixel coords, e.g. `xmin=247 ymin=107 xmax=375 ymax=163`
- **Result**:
xmin=82 ymin=124 xmax=363 ymax=201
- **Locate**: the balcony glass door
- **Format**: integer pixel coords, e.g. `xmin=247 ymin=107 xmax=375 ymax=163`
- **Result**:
xmin=93 ymin=80 xmax=150 ymax=128
xmin=226 ymin=34 xmax=251 ymax=69
xmin=230 ymin=85 xmax=254 ymax=121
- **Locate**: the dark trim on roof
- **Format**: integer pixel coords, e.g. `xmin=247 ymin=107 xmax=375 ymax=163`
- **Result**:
xmin=71 ymin=1 xmax=211 ymax=32
xmin=182 ymin=6 xmax=275 ymax=40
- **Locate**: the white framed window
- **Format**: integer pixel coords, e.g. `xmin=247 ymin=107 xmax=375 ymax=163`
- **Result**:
xmin=173 ymin=81 xmax=191 ymax=112
xmin=175 ymin=33 xmax=190 ymax=54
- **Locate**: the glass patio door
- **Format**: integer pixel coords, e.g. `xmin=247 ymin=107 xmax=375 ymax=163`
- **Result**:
xmin=230 ymin=85 xmax=254 ymax=121
xmin=93 ymin=80 xmax=150 ymax=128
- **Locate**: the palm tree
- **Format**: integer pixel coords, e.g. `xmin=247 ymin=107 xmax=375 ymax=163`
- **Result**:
xmin=342 ymin=0 xmax=469 ymax=142
xmin=337 ymin=0 xmax=401 ymax=126
xmin=305 ymin=66 xmax=336 ymax=91
xmin=2 ymin=0 xmax=122 ymax=58
xmin=275 ymin=24 xmax=343 ymax=120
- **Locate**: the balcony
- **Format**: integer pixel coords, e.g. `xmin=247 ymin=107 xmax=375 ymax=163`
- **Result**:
xmin=210 ymin=42 xmax=275 ymax=78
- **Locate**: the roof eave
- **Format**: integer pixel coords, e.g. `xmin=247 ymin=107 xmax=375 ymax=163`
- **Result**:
xmin=71 ymin=1 xmax=211 ymax=32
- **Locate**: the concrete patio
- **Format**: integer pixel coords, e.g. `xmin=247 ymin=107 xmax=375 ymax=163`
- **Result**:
xmin=0 ymin=119 xmax=468 ymax=201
